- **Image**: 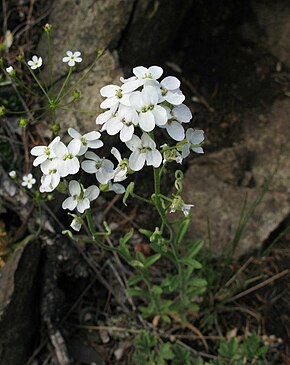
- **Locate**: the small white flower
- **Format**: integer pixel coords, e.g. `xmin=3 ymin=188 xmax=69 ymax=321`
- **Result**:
xmin=39 ymin=160 xmax=60 ymax=193
xmin=105 ymin=105 xmax=138 ymax=142
xmin=28 ymin=55 xmax=42 ymax=70
xmin=100 ymin=84 xmax=132 ymax=109
xmin=181 ymin=203 xmax=194 ymax=217
xmin=160 ymin=76 xmax=185 ymax=105
xmin=130 ymin=86 xmax=167 ymax=132
xmin=70 ymin=215 xmax=83 ymax=231
xmin=62 ymin=51 xmax=82 ymax=67
xmin=9 ymin=170 xmax=16 ymax=178
xmin=68 ymin=128 xmax=103 ymax=156
xmin=62 ymin=180 xmax=100 ymax=214
xmin=121 ymin=66 xmax=163 ymax=92
xmin=111 ymin=147 xmax=128 ymax=182
xmin=126 ymin=133 xmax=162 ymax=171
xmin=31 ymin=136 xmax=60 ymax=167
xmin=182 ymin=129 xmax=205 ymax=158
xmin=81 ymin=152 xmax=114 ymax=184
xmin=163 ymin=104 xmax=192 ymax=141
xmin=6 ymin=66 xmax=14 ymax=74
xmin=53 ymin=139 xmax=81 ymax=177
xmin=22 ymin=173 xmax=36 ymax=189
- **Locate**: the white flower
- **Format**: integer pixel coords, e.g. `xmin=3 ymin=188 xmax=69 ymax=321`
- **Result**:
xmin=31 ymin=136 xmax=60 ymax=167
xmin=111 ymin=147 xmax=128 ymax=182
xmin=182 ymin=129 xmax=205 ymax=158
xmin=53 ymin=139 xmax=81 ymax=177
xmin=121 ymin=66 xmax=163 ymax=92
xmin=169 ymin=197 xmax=194 ymax=217
xmin=62 ymin=180 xmax=100 ymax=213
xmin=104 ymin=105 xmax=138 ymax=142
xmin=28 ymin=55 xmax=42 ymax=70
xmin=160 ymin=76 xmax=185 ymax=105
xmin=22 ymin=173 xmax=36 ymax=189
xmin=181 ymin=203 xmax=194 ymax=217
xmin=126 ymin=133 xmax=162 ymax=171
xmin=39 ymin=160 xmax=60 ymax=193
xmin=6 ymin=66 xmax=14 ymax=74
xmin=163 ymin=104 xmax=192 ymax=141
xmin=62 ymin=51 xmax=82 ymax=67
xmin=68 ymin=128 xmax=103 ymax=156
xmin=9 ymin=170 xmax=16 ymax=178
xmin=70 ymin=215 xmax=83 ymax=231
xmin=81 ymin=152 xmax=114 ymax=184
xmin=100 ymin=84 xmax=132 ymax=109
xmin=130 ymin=86 xmax=167 ymax=132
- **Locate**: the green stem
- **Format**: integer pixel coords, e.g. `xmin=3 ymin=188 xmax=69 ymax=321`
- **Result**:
xmin=55 ymin=67 xmax=72 ymax=102
xmin=24 ymin=61 xmax=51 ymax=102
xmin=47 ymin=31 xmax=53 ymax=95
xmin=131 ymin=192 xmax=154 ymax=205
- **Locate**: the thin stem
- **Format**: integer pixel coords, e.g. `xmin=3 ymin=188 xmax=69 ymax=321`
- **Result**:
xmin=55 ymin=67 xmax=72 ymax=102
xmin=24 ymin=61 xmax=51 ymax=101
xmin=131 ymin=192 xmax=154 ymax=205
xmin=46 ymin=30 xmax=53 ymax=95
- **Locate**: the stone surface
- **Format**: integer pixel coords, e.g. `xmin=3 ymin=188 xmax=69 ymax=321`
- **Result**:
xmin=183 ymin=98 xmax=290 ymax=257
xmin=0 ymin=241 xmax=40 ymax=365
xmin=240 ymin=0 xmax=290 ymax=68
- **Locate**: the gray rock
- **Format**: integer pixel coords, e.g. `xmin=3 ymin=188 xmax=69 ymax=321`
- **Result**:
xmin=240 ymin=0 xmax=290 ymax=68
xmin=183 ymin=98 xmax=290 ymax=257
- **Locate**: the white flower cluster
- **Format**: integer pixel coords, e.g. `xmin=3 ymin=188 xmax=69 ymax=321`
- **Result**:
xmin=30 ymin=65 xmax=205 ymax=230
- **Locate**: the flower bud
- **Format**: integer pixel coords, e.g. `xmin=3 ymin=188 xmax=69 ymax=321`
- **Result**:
xmin=43 ymin=23 xmax=52 ymax=33
xmin=0 ymin=106 xmax=6 ymax=116
xmin=16 ymin=53 xmax=24 ymax=61
xmin=72 ymin=89 xmax=81 ymax=100
xmin=51 ymin=122 xmax=60 ymax=133
xmin=18 ymin=117 xmax=28 ymax=127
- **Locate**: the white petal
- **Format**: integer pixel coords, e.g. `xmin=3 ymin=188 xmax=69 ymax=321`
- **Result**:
xmin=146 ymin=150 xmax=162 ymax=167
xmin=96 ymin=110 xmax=113 ymax=125
xmin=109 ymin=183 xmax=125 ymax=194
xmin=161 ymin=76 xmax=180 ymax=90
xmin=125 ymin=135 xmax=142 ymax=151
xmin=100 ymin=85 xmax=118 ymax=98
xmin=68 ymin=128 xmax=81 ymax=139
xmin=67 ymin=158 xmax=80 ymax=175
xmin=77 ymin=198 xmax=90 ymax=213
xmin=87 ymin=140 xmax=103 ymax=149
xmin=31 ymin=146 xmax=45 ymax=156
xmin=68 ymin=139 xmax=81 ymax=156
xmin=133 ymin=66 xmax=148 ymax=78
xmin=139 ymin=111 xmax=155 ymax=132
xmin=85 ymin=151 xmax=100 ymax=161
xmin=84 ymin=131 xmax=101 ymax=141
xmin=106 ymin=117 xmax=123 ymax=135
xmin=33 ymin=154 xmax=47 ymax=166
xmin=165 ymin=91 xmax=185 ymax=105
xmin=100 ymin=96 xmax=119 ymax=109
xmin=192 ymin=146 xmax=204 ymax=154
xmin=62 ymin=197 xmax=77 ymax=210
xmin=129 ymin=151 xmax=146 ymax=171
xmin=81 ymin=160 xmax=97 ymax=173
xmin=166 ymin=121 xmax=185 ymax=141
xmin=69 ymin=180 xmax=81 ymax=196
xmin=141 ymin=133 xmax=156 ymax=149
xmin=71 ymin=219 xmax=82 ymax=231
xmin=148 ymin=66 xmax=163 ymax=79
xmin=187 ymin=129 xmax=204 ymax=144
xmin=84 ymin=185 xmax=100 ymax=201
xmin=121 ymin=79 xmax=143 ymax=93
xmin=120 ymin=124 xmax=134 ymax=142
xmin=173 ymin=104 xmax=192 ymax=123
xmin=143 ymin=85 xmax=158 ymax=105
xmin=53 ymin=141 xmax=67 ymax=157
xmin=152 ymin=105 xmax=167 ymax=126
xmin=129 ymin=91 xmax=143 ymax=111
xmin=111 ymin=147 xmax=122 ymax=162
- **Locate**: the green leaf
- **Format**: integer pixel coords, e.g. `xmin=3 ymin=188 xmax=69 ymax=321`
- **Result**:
xmin=159 ymin=342 xmax=174 ymax=360
xmin=119 ymin=228 xmax=134 ymax=246
xmin=181 ymin=257 xmax=202 ymax=269
xmin=187 ymin=240 xmax=204 ymax=258
xmin=144 ymin=253 xmax=161 ymax=268
xmin=123 ymin=182 xmax=134 ymax=206
xmin=127 ymin=287 xmax=148 ymax=297
xmin=176 ymin=218 xmax=190 ymax=244
xmin=191 ymin=278 xmax=207 ymax=287
xmin=127 ymin=275 xmax=143 ymax=286
xmin=139 ymin=228 xmax=154 ymax=238
xmin=130 ymin=259 xmax=145 ymax=268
